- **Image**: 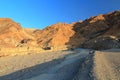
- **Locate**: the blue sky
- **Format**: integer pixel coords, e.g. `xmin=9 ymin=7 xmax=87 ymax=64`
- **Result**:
xmin=0 ymin=0 xmax=120 ymax=29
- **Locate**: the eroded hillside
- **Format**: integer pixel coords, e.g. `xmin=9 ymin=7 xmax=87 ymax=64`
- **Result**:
xmin=0 ymin=10 xmax=120 ymax=50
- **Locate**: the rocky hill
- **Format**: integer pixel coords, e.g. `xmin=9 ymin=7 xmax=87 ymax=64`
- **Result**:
xmin=76 ymin=10 xmax=120 ymax=50
xmin=0 ymin=18 xmax=36 ymax=48
xmin=0 ymin=10 xmax=120 ymax=50
xmin=33 ymin=23 xmax=75 ymax=49
xmin=34 ymin=10 xmax=120 ymax=50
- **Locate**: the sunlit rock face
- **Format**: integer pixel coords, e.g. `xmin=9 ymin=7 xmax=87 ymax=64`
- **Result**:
xmin=0 ymin=18 xmax=36 ymax=48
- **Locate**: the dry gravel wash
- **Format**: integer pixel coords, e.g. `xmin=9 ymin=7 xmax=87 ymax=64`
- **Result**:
xmin=0 ymin=50 xmax=73 ymax=80
xmin=0 ymin=49 xmax=89 ymax=80
xmin=26 ymin=49 xmax=89 ymax=80
xmin=93 ymin=51 xmax=120 ymax=80
xmin=0 ymin=49 xmax=120 ymax=80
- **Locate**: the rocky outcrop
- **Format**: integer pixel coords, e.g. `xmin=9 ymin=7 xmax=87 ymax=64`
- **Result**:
xmin=83 ymin=36 xmax=120 ymax=50
xmin=67 ymin=10 xmax=120 ymax=50
xmin=33 ymin=23 xmax=75 ymax=49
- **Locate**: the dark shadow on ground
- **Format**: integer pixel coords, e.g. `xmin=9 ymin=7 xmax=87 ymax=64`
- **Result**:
xmin=73 ymin=53 xmax=95 ymax=80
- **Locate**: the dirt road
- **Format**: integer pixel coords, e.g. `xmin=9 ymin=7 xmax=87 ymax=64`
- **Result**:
xmin=93 ymin=51 xmax=120 ymax=80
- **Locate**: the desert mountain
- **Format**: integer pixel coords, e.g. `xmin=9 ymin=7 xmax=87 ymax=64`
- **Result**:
xmin=33 ymin=23 xmax=75 ymax=49
xmin=78 ymin=10 xmax=120 ymax=50
xmin=0 ymin=18 xmax=36 ymax=48
xmin=0 ymin=10 xmax=120 ymax=50
xmin=34 ymin=10 xmax=120 ymax=50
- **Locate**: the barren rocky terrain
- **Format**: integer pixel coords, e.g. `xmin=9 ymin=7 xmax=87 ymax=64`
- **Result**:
xmin=0 ymin=50 xmax=73 ymax=80
xmin=0 ymin=49 xmax=89 ymax=80
xmin=0 ymin=11 xmax=120 ymax=50
xmin=0 ymin=10 xmax=120 ymax=80
xmin=0 ymin=49 xmax=120 ymax=80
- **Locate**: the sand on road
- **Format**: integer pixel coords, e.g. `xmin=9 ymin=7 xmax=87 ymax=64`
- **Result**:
xmin=93 ymin=51 xmax=120 ymax=80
